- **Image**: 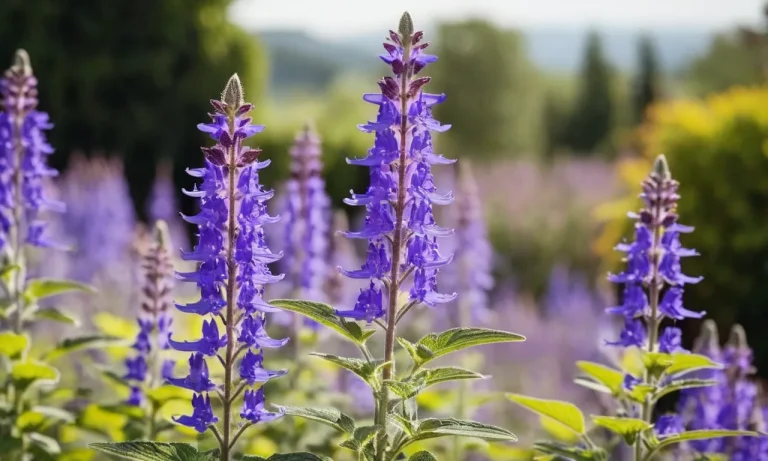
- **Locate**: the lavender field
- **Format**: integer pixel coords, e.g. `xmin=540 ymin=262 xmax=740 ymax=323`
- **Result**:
xmin=1 ymin=2 xmax=768 ymax=461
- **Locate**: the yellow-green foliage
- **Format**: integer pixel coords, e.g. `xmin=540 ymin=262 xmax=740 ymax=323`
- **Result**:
xmin=597 ymin=85 xmax=768 ymax=372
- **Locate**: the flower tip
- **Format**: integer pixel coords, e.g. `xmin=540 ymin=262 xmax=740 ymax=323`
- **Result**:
xmin=653 ymin=154 xmax=671 ymax=180
xmin=727 ymin=323 xmax=748 ymax=349
xmin=222 ymin=73 xmax=245 ymax=109
xmin=153 ymin=219 xmax=172 ymax=250
xmin=398 ymin=11 xmax=414 ymax=39
xmin=12 ymin=49 xmax=32 ymax=76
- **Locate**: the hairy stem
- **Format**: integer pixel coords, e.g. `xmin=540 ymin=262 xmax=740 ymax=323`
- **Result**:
xmin=220 ymin=115 xmax=239 ymax=461
xmin=635 ymin=210 xmax=663 ymax=461
xmin=376 ymin=41 xmax=412 ymax=461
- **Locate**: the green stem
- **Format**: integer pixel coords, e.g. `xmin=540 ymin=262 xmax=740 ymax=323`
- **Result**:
xmin=377 ymin=39 xmax=413 ymax=461
xmin=220 ymin=111 xmax=239 ymax=461
xmin=635 ymin=215 xmax=663 ymax=461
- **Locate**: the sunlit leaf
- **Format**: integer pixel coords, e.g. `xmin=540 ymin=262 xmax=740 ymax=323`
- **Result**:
xmin=44 ymin=335 xmax=127 ymax=361
xmin=12 ymin=361 xmax=59 ymax=392
xmin=31 ymin=307 xmax=79 ymax=326
xmin=280 ymin=406 xmax=356 ymax=433
xmin=269 ymin=299 xmax=376 ymax=344
xmin=25 ymin=278 xmax=95 ymax=302
xmin=0 ymin=331 xmax=28 ymax=359
xmin=507 ymin=393 xmax=585 ymax=434
xmin=90 ymin=441 xmax=206 ymax=460
xmin=403 ymin=328 xmax=525 ymax=368
xmin=575 ymin=361 xmax=624 ymax=395
xmin=591 ymin=415 xmax=650 ymax=445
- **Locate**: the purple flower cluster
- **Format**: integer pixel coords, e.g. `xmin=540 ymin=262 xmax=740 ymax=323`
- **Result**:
xmin=606 ymin=156 xmax=705 ymax=433
xmin=0 ymin=50 xmax=63 ymax=251
xmin=677 ymin=322 xmax=768 ymax=458
xmin=168 ymin=76 xmax=287 ymax=434
xmin=339 ymin=24 xmax=455 ymax=323
xmin=283 ymin=125 xmax=330 ymax=300
xmin=125 ymin=222 xmax=176 ymax=406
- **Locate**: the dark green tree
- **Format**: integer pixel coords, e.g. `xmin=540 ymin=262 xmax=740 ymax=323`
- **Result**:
xmin=431 ymin=19 xmax=541 ymax=160
xmin=686 ymin=31 xmax=766 ymax=95
xmin=564 ymin=31 xmax=614 ymax=155
xmin=632 ymin=35 xmax=660 ymax=124
xmin=0 ymin=0 xmax=266 ymax=219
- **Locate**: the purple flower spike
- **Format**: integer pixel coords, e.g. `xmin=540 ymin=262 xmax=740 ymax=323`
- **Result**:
xmin=655 ymin=415 xmax=684 ymax=439
xmin=169 ymin=319 xmax=227 ymax=356
xmin=238 ymin=349 xmax=288 ymax=385
xmin=166 ymin=353 xmax=215 ymax=393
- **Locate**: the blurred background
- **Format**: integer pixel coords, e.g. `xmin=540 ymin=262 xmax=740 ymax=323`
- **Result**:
xmin=3 ymin=0 xmax=768 ymax=457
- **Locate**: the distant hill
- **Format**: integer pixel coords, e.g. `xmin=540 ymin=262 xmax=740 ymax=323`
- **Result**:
xmin=257 ymin=26 xmax=717 ymax=92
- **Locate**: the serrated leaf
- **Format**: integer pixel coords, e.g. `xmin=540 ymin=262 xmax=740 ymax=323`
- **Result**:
xmin=406 ymin=328 xmax=525 ymax=367
xmin=652 ymin=379 xmax=719 ymax=403
xmin=44 ymin=335 xmax=126 ymax=361
xmin=238 ymin=455 xmax=332 ymax=461
xmin=269 ymin=299 xmax=375 ymax=344
xmin=411 ymin=367 xmax=486 ymax=389
xmin=408 ymin=452 xmax=438 ymax=461
xmin=339 ymin=425 xmax=383 ymax=451
xmin=533 ymin=442 xmax=598 ymax=461
xmin=591 ymin=416 xmax=650 ymax=445
xmin=29 ymin=432 xmax=61 ymax=455
xmin=0 ymin=331 xmax=28 ymax=359
xmin=12 ymin=360 xmax=59 ymax=392
xmin=575 ymin=361 xmax=624 ymax=395
xmin=507 ymin=393 xmax=585 ymax=434
xmin=645 ymin=430 xmax=759 ymax=459
xmin=388 ymin=413 xmax=417 ymax=436
xmin=311 ymin=353 xmax=384 ymax=387
xmin=89 ymin=442 xmax=206 ymax=461
xmin=25 ymin=278 xmax=95 ymax=301
xmin=384 ymin=380 xmax=424 ymax=399
xmin=31 ymin=307 xmax=79 ymax=325
xmin=405 ymin=418 xmax=517 ymax=445
xmin=280 ymin=406 xmax=356 ymax=433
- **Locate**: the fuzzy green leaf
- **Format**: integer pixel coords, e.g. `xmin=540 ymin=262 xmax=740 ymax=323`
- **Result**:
xmin=384 ymin=380 xmax=424 ymax=400
xmin=12 ymin=361 xmax=59 ymax=392
xmin=269 ymin=299 xmax=375 ymax=344
xmin=405 ymin=328 xmax=525 ymax=367
xmin=645 ymin=430 xmax=759 ymax=459
xmin=507 ymin=393 xmax=585 ymax=434
xmin=310 ymin=353 xmax=385 ymax=387
xmin=412 ymin=367 xmax=486 ymax=389
xmin=89 ymin=442 xmax=207 ymax=461
xmin=591 ymin=416 xmax=650 ymax=445
xmin=31 ymin=307 xmax=79 ymax=326
xmin=237 ymin=455 xmax=332 ymax=461
xmin=652 ymin=379 xmax=719 ymax=403
xmin=280 ymin=406 xmax=356 ymax=433
xmin=665 ymin=353 xmax=723 ymax=376
xmin=0 ymin=331 xmax=28 ymax=359
xmin=25 ymin=278 xmax=95 ymax=301
xmin=44 ymin=335 xmax=126 ymax=361
xmin=339 ymin=425 xmax=383 ymax=452
xmin=575 ymin=361 xmax=624 ymax=395
xmin=405 ymin=418 xmax=517 ymax=445
xmin=534 ymin=442 xmax=600 ymax=461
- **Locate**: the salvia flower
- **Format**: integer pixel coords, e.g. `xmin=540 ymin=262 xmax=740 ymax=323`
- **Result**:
xmin=338 ymin=15 xmax=455 ymax=323
xmin=282 ymin=124 xmax=330 ymax=301
xmin=168 ymin=75 xmax=287 ymax=449
xmin=123 ymin=221 xmax=176 ymax=406
xmin=0 ymin=50 xmax=63 ymax=252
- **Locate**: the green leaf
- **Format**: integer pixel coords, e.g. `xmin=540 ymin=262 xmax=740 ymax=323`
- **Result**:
xmin=591 ymin=416 xmax=650 ymax=445
xmin=645 ymin=430 xmax=759 ymax=459
xmin=411 ymin=367 xmax=486 ymax=388
xmin=280 ymin=406 xmax=356 ymax=433
xmin=12 ymin=360 xmax=59 ymax=392
xmin=28 ymin=432 xmax=61 ymax=455
xmin=405 ymin=328 xmax=525 ymax=367
xmin=665 ymin=353 xmax=723 ymax=376
xmin=89 ymin=442 xmax=206 ymax=461
xmin=408 ymin=452 xmax=438 ymax=461
xmin=237 ymin=455 xmax=332 ymax=461
xmin=145 ymin=385 xmax=192 ymax=405
xmin=25 ymin=278 xmax=95 ymax=301
xmin=339 ymin=425 xmax=384 ymax=452
xmin=384 ymin=380 xmax=424 ymax=400
xmin=310 ymin=353 xmax=385 ymax=387
xmin=0 ymin=331 xmax=28 ymax=359
xmin=534 ymin=442 xmax=600 ymax=461
xmin=17 ymin=411 xmax=47 ymax=431
xmin=652 ymin=379 xmax=719 ymax=403
xmin=17 ymin=405 xmax=75 ymax=431
xmin=506 ymin=393 xmax=585 ymax=434
xmin=269 ymin=299 xmax=376 ymax=344
xmin=388 ymin=413 xmax=417 ymax=436
xmin=575 ymin=361 xmax=624 ymax=395
xmin=44 ymin=334 xmax=126 ymax=361
xmin=405 ymin=418 xmax=516 ymax=446
xmin=31 ymin=307 xmax=79 ymax=325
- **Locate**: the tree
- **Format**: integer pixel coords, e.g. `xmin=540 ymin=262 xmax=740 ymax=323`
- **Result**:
xmin=632 ymin=35 xmax=660 ymax=124
xmin=564 ymin=31 xmax=614 ymax=155
xmin=685 ymin=31 xmax=765 ymax=95
xmin=431 ymin=20 xmax=542 ymax=160
xmin=0 ymin=0 xmax=267 ymax=220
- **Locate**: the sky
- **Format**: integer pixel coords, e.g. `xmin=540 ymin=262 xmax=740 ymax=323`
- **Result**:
xmin=231 ymin=0 xmax=765 ymax=38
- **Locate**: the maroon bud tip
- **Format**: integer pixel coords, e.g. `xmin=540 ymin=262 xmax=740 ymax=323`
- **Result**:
xmin=238 ymin=147 xmax=262 ymax=167
xmin=388 ymin=30 xmax=402 ymax=45
xmin=202 ymin=147 xmax=227 ymax=166
xmin=378 ymin=77 xmax=400 ymax=100
xmin=407 ymin=76 xmax=431 ymax=98
xmin=237 ymin=103 xmax=254 ymax=116
xmin=412 ymin=31 xmax=424 ymax=45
